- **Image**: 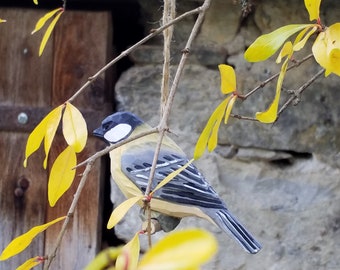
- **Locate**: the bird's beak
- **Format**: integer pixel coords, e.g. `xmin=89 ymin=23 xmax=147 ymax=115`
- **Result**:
xmin=93 ymin=126 xmax=104 ymax=138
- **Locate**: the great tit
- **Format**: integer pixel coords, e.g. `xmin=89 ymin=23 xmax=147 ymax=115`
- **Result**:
xmin=94 ymin=111 xmax=262 ymax=254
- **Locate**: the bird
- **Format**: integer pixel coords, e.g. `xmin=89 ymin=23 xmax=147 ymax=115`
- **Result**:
xmin=93 ymin=111 xmax=262 ymax=254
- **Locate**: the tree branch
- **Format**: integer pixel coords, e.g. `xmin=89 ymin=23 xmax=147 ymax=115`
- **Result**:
xmin=277 ymin=68 xmax=324 ymax=119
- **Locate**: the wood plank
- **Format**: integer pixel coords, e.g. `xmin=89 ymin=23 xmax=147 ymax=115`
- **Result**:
xmin=44 ymin=138 xmax=104 ymax=270
xmin=44 ymin=10 xmax=112 ymax=269
xmin=0 ymin=9 xmax=52 ymax=107
xmin=0 ymin=133 xmax=48 ymax=270
xmin=51 ymin=10 xmax=112 ymax=109
xmin=0 ymin=8 xmax=53 ymax=270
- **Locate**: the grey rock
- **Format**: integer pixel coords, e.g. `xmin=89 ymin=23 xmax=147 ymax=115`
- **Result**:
xmin=110 ymin=0 xmax=340 ymax=269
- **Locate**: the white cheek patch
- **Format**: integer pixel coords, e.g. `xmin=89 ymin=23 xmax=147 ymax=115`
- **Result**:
xmin=104 ymin=123 xmax=132 ymax=143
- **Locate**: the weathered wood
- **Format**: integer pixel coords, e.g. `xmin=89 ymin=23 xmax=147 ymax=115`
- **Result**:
xmin=0 ymin=8 xmax=112 ymax=270
xmin=0 ymin=9 xmax=52 ymax=107
xmin=44 ymin=10 xmax=112 ymax=270
xmin=0 ymin=9 xmax=53 ymax=270
xmin=0 ymin=133 xmax=47 ymax=270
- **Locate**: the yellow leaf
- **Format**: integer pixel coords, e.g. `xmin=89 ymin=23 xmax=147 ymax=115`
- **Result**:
xmin=312 ymin=23 xmax=340 ymax=76
xmin=151 ymin=159 xmax=194 ymax=195
xmin=138 ymin=229 xmax=217 ymax=270
xmin=0 ymin=19 xmax=6 ymax=23
xmin=38 ymin=10 xmax=63 ymax=56
xmin=312 ymin=31 xmax=328 ymax=71
xmin=62 ymin=102 xmax=88 ymax=153
xmin=304 ymin=0 xmax=321 ymax=21
xmin=244 ymin=24 xmax=311 ymax=62
xmin=224 ymin=94 xmax=237 ymax=124
xmin=0 ymin=217 xmax=66 ymax=261
xmin=85 ymin=247 xmax=122 ymax=270
xmin=207 ymin=96 xmax=231 ymax=152
xmin=276 ymin=41 xmax=293 ymax=63
xmin=16 ymin=256 xmax=43 ymax=270
xmin=194 ymin=97 xmax=230 ymax=159
xmin=31 ymin=8 xmax=62 ymax=35
xmin=24 ymin=105 xmax=63 ymax=168
xmin=256 ymin=57 xmax=290 ymax=123
xmin=43 ymin=105 xmax=64 ymax=169
xmin=218 ymin=64 xmax=236 ymax=94
xmin=293 ymin=25 xmax=317 ymax=51
xmin=33 ymin=0 xmax=38 ymax=5
xmin=116 ymin=232 xmax=140 ymax=270
xmin=48 ymin=146 xmax=77 ymax=207
xmin=107 ymin=196 xmax=144 ymax=229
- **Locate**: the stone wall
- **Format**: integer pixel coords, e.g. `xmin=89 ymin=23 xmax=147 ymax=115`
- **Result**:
xmin=112 ymin=0 xmax=340 ymax=269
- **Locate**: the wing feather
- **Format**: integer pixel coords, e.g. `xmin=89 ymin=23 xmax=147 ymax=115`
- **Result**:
xmin=121 ymin=145 xmax=226 ymax=209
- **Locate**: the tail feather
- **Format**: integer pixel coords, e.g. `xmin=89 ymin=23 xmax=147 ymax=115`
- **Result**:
xmin=211 ymin=209 xmax=262 ymax=254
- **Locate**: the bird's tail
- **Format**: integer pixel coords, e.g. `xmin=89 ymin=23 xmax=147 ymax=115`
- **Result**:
xmin=211 ymin=209 xmax=262 ymax=254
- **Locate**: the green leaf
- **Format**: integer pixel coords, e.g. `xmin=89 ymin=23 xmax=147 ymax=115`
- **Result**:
xmin=48 ymin=146 xmax=77 ymax=207
xmin=0 ymin=217 xmax=66 ymax=261
xmin=304 ymin=0 xmax=321 ymax=21
xmin=39 ymin=10 xmax=63 ymax=56
xmin=244 ymin=24 xmax=311 ymax=62
xmin=62 ymin=102 xmax=88 ymax=153
xmin=218 ymin=64 xmax=236 ymax=94
xmin=116 ymin=232 xmax=140 ymax=270
xmin=138 ymin=229 xmax=218 ymax=270
xmin=107 ymin=196 xmax=144 ymax=229
xmin=194 ymin=97 xmax=230 ymax=159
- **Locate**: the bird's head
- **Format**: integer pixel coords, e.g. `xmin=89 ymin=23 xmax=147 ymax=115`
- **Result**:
xmin=93 ymin=112 xmax=143 ymax=144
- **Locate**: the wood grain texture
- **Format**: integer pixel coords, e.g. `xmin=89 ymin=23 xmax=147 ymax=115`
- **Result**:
xmin=45 ymin=10 xmax=112 ymax=270
xmin=0 ymin=9 xmax=52 ymax=107
xmin=0 ymin=8 xmax=112 ymax=270
xmin=0 ymin=9 xmax=52 ymax=270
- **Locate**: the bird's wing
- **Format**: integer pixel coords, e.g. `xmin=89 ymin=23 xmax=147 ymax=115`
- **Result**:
xmin=120 ymin=144 xmax=226 ymax=210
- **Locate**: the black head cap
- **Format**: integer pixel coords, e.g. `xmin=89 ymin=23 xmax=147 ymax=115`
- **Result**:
xmin=93 ymin=112 xmax=144 ymax=144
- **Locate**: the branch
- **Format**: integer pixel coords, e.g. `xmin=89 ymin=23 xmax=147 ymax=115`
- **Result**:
xmin=160 ymin=0 xmax=176 ymax=116
xmin=142 ymin=0 xmax=212 ymax=246
xmin=277 ymin=68 xmax=324 ymax=118
xmin=242 ymin=53 xmax=314 ymax=99
xmin=76 ymin=128 xmax=159 ymax=169
xmin=67 ymin=5 xmax=205 ymax=104
xmin=144 ymin=0 xmax=212 ymax=197
xmin=45 ymin=160 xmax=94 ymax=270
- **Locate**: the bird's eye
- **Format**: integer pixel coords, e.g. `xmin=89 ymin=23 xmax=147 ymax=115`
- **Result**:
xmin=102 ymin=121 xmax=112 ymax=131
xmin=104 ymin=123 xmax=132 ymax=143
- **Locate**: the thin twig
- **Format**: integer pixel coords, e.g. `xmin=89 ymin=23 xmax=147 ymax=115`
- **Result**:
xmin=67 ymin=5 xmax=204 ymax=103
xmin=45 ymin=160 xmax=94 ymax=270
xmin=160 ymin=0 xmax=176 ymax=116
xmin=242 ymin=53 xmax=314 ymax=99
xmin=76 ymin=128 xmax=159 ymax=169
xmin=230 ymin=113 xmax=258 ymax=121
xmin=44 ymin=4 xmax=209 ymax=266
xmin=145 ymin=0 xmax=176 ymax=247
xmin=144 ymin=0 xmax=212 ymax=197
xmin=277 ymin=68 xmax=324 ymax=117
xmin=142 ymin=0 xmax=211 ymax=246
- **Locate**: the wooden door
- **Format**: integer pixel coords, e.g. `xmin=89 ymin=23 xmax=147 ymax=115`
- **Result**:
xmin=0 ymin=8 xmax=112 ymax=269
